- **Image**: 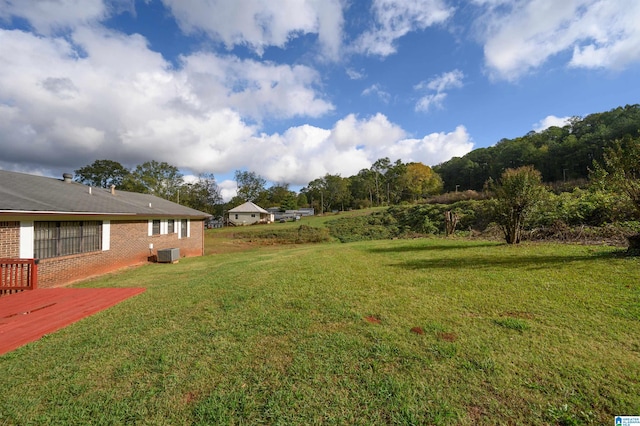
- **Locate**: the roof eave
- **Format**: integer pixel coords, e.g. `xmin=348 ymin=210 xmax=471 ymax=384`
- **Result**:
xmin=0 ymin=210 xmax=211 ymax=218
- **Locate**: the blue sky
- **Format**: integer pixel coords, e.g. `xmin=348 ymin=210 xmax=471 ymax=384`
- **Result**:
xmin=1 ymin=0 xmax=639 ymax=200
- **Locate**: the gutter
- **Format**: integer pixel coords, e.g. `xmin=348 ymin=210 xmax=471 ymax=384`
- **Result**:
xmin=0 ymin=210 xmax=133 ymax=216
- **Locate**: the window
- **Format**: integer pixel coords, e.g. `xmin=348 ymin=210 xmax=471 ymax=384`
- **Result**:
xmin=181 ymin=219 xmax=188 ymax=238
xmin=34 ymin=221 xmax=102 ymax=259
xmin=251 ymin=214 xmax=256 ymax=218
xmin=168 ymin=219 xmax=175 ymax=234
xmin=152 ymin=219 xmax=161 ymax=235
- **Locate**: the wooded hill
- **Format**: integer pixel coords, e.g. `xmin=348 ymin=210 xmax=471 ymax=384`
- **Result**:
xmin=433 ymin=104 xmax=640 ymax=192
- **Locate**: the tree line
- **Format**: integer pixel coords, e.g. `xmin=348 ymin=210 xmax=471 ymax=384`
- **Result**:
xmin=434 ymin=104 xmax=640 ymax=191
xmin=74 ymin=104 xmax=640 ymax=236
xmin=73 ymin=158 xmax=444 ymax=216
xmin=74 ymin=160 xmax=223 ymax=215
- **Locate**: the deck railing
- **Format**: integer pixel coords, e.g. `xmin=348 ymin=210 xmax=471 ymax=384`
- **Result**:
xmin=0 ymin=258 xmax=38 ymax=295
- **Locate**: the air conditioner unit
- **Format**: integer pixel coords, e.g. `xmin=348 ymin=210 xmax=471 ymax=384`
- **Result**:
xmin=157 ymin=248 xmax=180 ymax=263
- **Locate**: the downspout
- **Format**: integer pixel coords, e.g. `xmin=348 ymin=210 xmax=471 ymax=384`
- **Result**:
xmin=201 ymin=220 xmax=205 ymax=256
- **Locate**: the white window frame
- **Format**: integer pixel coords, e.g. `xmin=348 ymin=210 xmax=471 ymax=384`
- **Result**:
xmin=179 ymin=219 xmax=190 ymax=239
xmin=20 ymin=221 xmax=34 ymax=258
xmin=102 ymin=220 xmax=110 ymax=251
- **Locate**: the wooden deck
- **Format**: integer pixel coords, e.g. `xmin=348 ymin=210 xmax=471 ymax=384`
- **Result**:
xmin=0 ymin=288 xmax=145 ymax=355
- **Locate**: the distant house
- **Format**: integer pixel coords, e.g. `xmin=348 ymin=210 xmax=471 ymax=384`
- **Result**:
xmin=227 ymin=202 xmax=273 ymax=225
xmin=266 ymin=207 xmax=315 ymax=222
xmin=0 ymin=170 xmax=211 ymax=288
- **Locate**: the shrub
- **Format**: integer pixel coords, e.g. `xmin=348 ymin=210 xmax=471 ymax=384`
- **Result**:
xmin=233 ymin=225 xmax=330 ymax=244
xmin=326 ymin=212 xmax=400 ymax=243
xmin=491 ymin=166 xmax=546 ymax=244
xmin=529 ymin=188 xmax=639 ymax=228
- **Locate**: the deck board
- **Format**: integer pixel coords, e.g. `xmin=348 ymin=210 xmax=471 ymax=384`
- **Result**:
xmin=0 ymin=288 xmax=145 ymax=355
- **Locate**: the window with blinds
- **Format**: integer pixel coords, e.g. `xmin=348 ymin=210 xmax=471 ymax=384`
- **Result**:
xmin=34 ymin=221 xmax=102 ymax=259
xmin=181 ymin=219 xmax=188 ymax=238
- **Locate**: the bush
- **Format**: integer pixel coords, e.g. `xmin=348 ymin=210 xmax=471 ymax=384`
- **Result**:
xmin=425 ymin=190 xmax=488 ymax=205
xmin=233 ymin=225 xmax=330 ymax=244
xmin=326 ymin=212 xmax=400 ymax=243
xmin=386 ymin=200 xmax=494 ymax=235
xmin=530 ymin=188 xmax=639 ymax=227
xmin=327 ymin=188 xmax=640 ymax=245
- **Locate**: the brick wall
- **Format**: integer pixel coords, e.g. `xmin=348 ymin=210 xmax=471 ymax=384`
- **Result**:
xmin=0 ymin=222 xmax=20 ymax=258
xmin=36 ymin=219 xmax=205 ymax=288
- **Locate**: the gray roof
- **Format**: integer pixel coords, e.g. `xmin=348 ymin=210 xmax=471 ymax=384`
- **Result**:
xmin=0 ymin=170 xmax=210 ymax=218
xmin=228 ymin=201 xmax=269 ymax=214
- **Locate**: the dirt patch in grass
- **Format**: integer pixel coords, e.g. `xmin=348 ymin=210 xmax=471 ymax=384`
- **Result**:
xmin=410 ymin=326 xmax=424 ymax=335
xmin=437 ymin=332 xmax=458 ymax=342
xmin=365 ymin=315 xmax=381 ymax=324
xmin=467 ymin=405 xmax=486 ymax=423
xmin=184 ymin=392 xmax=198 ymax=405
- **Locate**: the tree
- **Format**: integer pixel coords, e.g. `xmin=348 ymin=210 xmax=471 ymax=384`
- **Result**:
xmin=591 ymin=135 xmax=640 ymax=250
xmin=296 ymin=192 xmax=309 ymax=209
xmin=74 ymin=159 xmax=130 ymax=188
xmin=280 ymin=192 xmax=298 ymax=211
xmin=179 ymin=173 xmax=223 ymax=215
xmin=491 ymin=166 xmax=546 ymax=244
xmin=323 ymin=174 xmax=350 ymax=212
xmin=122 ymin=160 xmax=183 ymax=200
xmin=265 ymin=183 xmax=297 ymax=209
xmin=401 ymin=162 xmax=443 ymax=202
xmin=300 ymin=180 xmax=321 ymax=213
xmin=385 ymin=159 xmax=407 ymax=204
xmin=302 ymin=174 xmax=350 ymax=213
xmin=595 ymin=135 xmax=640 ymax=212
xmin=234 ymin=170 xmax=267 ymax=203
xmin=371 ymin=157 xmax=391 ymax=205
xmin=369 ymin=157 xmax=407 ymax=205
xmin=349 ymin=169 xmax=377 ymax=208
xmin=433 ymin=156 xmax=478 ymax=192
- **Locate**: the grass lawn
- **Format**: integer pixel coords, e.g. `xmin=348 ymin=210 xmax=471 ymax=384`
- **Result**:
xmin=1 ymin=235 xmax=639 ymax=425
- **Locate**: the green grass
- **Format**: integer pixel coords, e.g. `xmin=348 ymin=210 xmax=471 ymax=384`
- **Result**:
xmin=1 ymin=237 xmax=639 ymax=425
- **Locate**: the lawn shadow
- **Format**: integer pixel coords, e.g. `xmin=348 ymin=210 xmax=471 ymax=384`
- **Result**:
xmin=368 ymin=241 xmax=502 ymax=254
xmin=393 ymin=249 xmax=623 ymax=271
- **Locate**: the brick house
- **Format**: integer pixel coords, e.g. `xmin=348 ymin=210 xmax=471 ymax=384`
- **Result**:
xmin=0 ymin=170 xmax=211 ymax=288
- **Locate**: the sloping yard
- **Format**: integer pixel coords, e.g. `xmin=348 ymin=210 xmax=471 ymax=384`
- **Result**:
xmin=0 ymin=237 xmax=638 ymax=425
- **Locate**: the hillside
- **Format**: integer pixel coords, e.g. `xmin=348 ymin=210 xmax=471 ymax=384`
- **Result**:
xmin=434 ymin=104 xmax=640 ymax=192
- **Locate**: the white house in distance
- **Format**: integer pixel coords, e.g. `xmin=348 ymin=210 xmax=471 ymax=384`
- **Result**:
xmin=227 ymin=202 xmax=274 ymax=225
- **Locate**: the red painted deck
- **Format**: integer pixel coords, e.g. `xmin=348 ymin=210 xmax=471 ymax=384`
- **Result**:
xmin=0 ymin=288 xmax=145 ymax=355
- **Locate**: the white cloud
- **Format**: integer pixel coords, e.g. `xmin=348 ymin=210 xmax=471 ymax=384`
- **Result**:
xmin=422 ymin=69 xmax=464 ymax=92
xmin=0 ymin=0 xmax=112 ymax=34
xmin=362 ymin=84 xmax=391 ymax=103
xmin=161 ymin=0 xmax=344 ymax=60
xmin=1 ymin=0 xmax=344 ymax=60
xmin=219 ymin=179 xmax=239 ymax=202
xmin=354 ymin=0 xmax=454 ymax=56
xmin=229 ymin=114 xmax=473 ymax=186
xmin=0 ymin=1 xmax=475 ymax=190
xmin=331 ymin=113 xmax=406 ymax=151
xmin=0 ymin=26 xmax=332 ymax=176
xmin=391 ymin=126 xmax=474 ymax=165
xmin=179 ymin=52 xmax=334 ymax=120
xmin=533 ymin=115 xmax=571 ymax=132
xmin=346 ymin=68 xmax=366 ymax=80
xmin=475 ymin=0 xmax=640 ymax=80
xmin=415 ymin=93 xmax=448 ymax=112
xmin=415 ymin=69 xmax=463 ymax=112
